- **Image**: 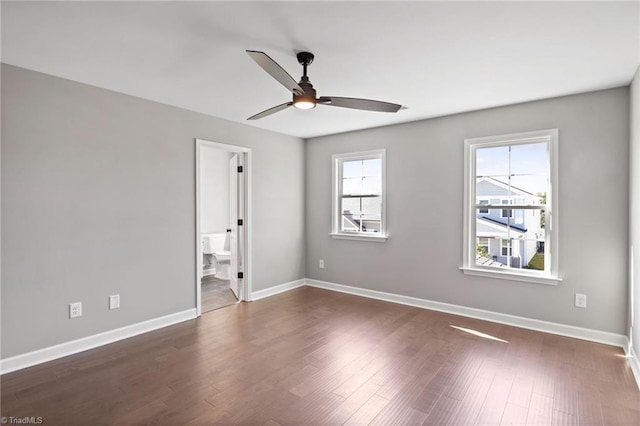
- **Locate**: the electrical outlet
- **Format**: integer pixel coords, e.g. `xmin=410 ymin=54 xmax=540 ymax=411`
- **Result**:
xmin=319 ymin=259 xmax=325 ymax=269
xmin=69 ymin=302 xmax=82 ymax=318
xmin=575 ymin=293 xmax=587 ymax=308
xmin=109 ymin=294 xmax=120 ymax=310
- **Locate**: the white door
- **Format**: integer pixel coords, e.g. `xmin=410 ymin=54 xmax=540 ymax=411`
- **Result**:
xmin=229 ymin=154 xmax=242 ymax=300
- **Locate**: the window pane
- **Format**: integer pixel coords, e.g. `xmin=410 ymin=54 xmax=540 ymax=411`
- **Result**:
xmin=342 ymin=178 xmax=362 ymax=195
xmin=510 ymin=142 xmax=547 ymax=176
xmin=363 ymin=159 xmax=382 ymax=176
xmin=522 ymin=238 xmax=545 ymax=270
xmin=478 ymin=200 xmax=489 ymax=214
xmin=342 ymin=160 xmax=363 ymax=178
xmin=342 ymin=197 xmax=360 ymax=214
xmin=342 ymin=216 xmax=359 ymax=231
xmin=476 ymin=178 xmax=509 ymax=201
xmin=362 ymin=176 xmax=381 ymax=194
xmin=475 ymin=235 xmax=501 ymax=267
xmin=476 ymin=213 xmax=544 ymax=270
xmin=509 ymin=175 xmax=546 ymax=201
xmin=361 ymin=196 xmax=381 ymax=220
xmin=340 ymin=196 xmax=381 ymax=233
xmin=501 ymin=200 xmax=512 ymax=218
xmin=476 ymin=146 xmax=509 ymax=178
xmin=341 ymin=197 xmax=361 ymax=232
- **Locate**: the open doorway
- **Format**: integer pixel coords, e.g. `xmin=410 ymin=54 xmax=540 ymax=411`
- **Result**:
xmin=195 ymin=139 xmax=251 ymax=315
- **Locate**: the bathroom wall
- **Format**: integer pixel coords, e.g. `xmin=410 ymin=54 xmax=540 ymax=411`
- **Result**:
xmin=1 ymin=64 xmax=306 ymax=358
xmin=200 ymin=146 xmax=233 ymax=235
xmin=306 ymin=87 xmax=629 ymax=335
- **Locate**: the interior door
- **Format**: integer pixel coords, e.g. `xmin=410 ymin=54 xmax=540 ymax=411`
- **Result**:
xmin=229 ymin=154 xmax=240 ymax=300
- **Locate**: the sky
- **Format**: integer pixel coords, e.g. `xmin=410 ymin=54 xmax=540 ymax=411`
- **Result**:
xmin=476 ymin=142 xmax=548 ymax=196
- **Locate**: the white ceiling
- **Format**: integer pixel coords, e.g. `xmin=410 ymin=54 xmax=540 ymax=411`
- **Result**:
xmin=2 ymin=1 xmax=639 ymax=139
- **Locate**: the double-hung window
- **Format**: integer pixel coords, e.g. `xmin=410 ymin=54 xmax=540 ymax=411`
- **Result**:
xmin=331 ymin=150 xmax=387 ymax=242
xmin=462 ymin=129 xmax=560 ymax=284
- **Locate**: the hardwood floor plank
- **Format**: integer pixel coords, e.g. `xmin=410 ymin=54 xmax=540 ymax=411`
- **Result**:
xmin=1 ymin=286 xmax=638 ymax=425
xmin=475 ymin=375 xmax=512 ymax=425
xmin=421 ymin=394 xmax=461 ymax=425
xmin=526 ymin=392 xmax=554 ymax=425
xmin=322 ymin=381 xmax=380 ymax=424
xmin=500 ymin=402 xmax=529 ymax=425
xmin=344 ymin=393 xmax=389 ymax=425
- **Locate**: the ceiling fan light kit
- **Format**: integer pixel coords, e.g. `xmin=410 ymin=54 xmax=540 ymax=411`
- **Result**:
xmin=246 ymin=50 xmax=402 ymax=120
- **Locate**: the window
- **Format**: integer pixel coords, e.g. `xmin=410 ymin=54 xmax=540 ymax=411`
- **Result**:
xmin=501 ymin=200 xmax=513 ymax=218
xmin=462 ymin=129 xmax=560 ymax=285
xmin=331 ymin=150 xmax=387 ymax=241
xmin=479 ymin=200 xmax=489 ymax=214
xmin=501 ymin=239 xmax=512 ymax=256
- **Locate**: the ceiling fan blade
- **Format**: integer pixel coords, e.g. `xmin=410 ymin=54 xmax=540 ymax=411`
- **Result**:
xmin=247 ymin=102 xmax=293 ymax=120
xmin=317 ymin=96 xmax=402 ymax=113
xmin=246 ymin=50 xmax=304 ymax=96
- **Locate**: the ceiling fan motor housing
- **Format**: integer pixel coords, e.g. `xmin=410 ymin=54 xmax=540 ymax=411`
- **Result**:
xmin=296 ymin=51 xmax=314 ymax=66
xmin=294 ymin=78 xmax=317 ymax=107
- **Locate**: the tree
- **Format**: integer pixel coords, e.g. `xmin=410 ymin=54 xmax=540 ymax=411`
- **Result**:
xmin=537 ymin=192 xmax=547 ymax=229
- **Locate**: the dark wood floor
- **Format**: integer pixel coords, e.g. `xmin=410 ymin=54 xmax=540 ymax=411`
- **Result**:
xmin=1 ymin=286 xmax=639 ymax=425
xmin=201 ymin=275 xmax=237 ymax=313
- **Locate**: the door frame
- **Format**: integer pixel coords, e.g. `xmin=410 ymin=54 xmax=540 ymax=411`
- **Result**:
xmin=195 ymin=138 xmax=252 ymax=316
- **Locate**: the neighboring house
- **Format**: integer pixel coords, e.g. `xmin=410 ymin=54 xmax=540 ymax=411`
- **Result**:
xmin=342 ymin=210 xmax=381 ymax=233
xmin=476 ymin=177 xmax=543 ymax=268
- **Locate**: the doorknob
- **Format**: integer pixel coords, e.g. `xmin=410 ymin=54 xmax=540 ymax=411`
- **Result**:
xmin=227 ymin=229 xmax=231 ymax=233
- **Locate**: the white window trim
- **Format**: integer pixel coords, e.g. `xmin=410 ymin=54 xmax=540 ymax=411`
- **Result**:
xmin=461 ymin=129 xmax=561 ymax=285
xmin=330 ymin=149 xmax=388 ymax=242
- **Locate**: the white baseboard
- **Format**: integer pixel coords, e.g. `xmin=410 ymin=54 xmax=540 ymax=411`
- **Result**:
xmin=250 ymin=278 xmax=306 ymax=301
xmin=2 ymin=278 xmax=634 ymax=380
xmin=0 ymin=308 xmax=197 ymax=375
xmin=626 ymin=342 xmax=640 ymax=390
xmin=305 ymin=278 xmax=628 ymax=348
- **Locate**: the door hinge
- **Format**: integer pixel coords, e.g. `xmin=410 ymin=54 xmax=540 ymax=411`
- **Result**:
xmin=238 ymin=272 xmax=244 ymax=279
xmin=238 ymin=219 xmax=243 ymax=226
xmin=237 ymin=166 xmax=243 ymax=173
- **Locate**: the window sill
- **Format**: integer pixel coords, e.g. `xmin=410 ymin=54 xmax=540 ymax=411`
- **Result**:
xmin=460 ymin=267 xmax=562 ymax=286
xmin=329 ymin=233 xmax=388 ymax=242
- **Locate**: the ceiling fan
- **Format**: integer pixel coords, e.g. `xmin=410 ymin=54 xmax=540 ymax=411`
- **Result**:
xmin=246 ymin=50 xmax=402 ymax=120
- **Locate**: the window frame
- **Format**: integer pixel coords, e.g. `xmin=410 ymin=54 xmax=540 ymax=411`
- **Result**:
xmin=330 ymin=150 xmax=387 ymax=242
xmin=461 ymin=129 xmax=560 ymax=285
xmin=478 ymin=199 xmax=489 ymax=214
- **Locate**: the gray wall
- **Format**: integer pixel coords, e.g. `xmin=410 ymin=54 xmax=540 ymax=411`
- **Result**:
xmin=630 ymin=66 xmax=640 ymax=356
xmin=306 ymin=88 xmax=629 ymax=335
xmin=200 ymin=146 xmax=232 ymax=235
xmin=1 ymin=64 xmax=306 ymax=358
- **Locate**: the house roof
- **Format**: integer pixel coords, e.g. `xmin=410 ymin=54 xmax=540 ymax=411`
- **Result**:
xmin=476 ymin=176 xmax=538 ymax=198
xmin=478 ymin=216 xmax=527 ymax=233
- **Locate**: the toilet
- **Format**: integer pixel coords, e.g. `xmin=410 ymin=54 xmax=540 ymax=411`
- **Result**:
xmin=202 ymin=233 xmax=231 ymax=280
